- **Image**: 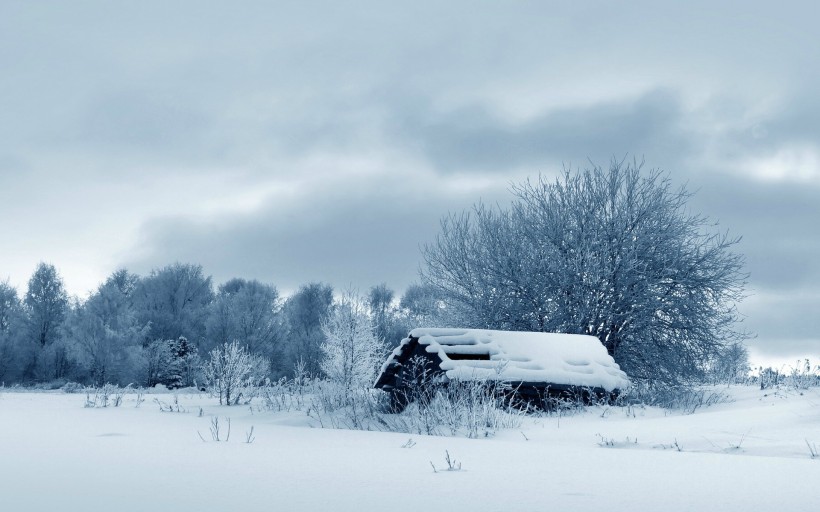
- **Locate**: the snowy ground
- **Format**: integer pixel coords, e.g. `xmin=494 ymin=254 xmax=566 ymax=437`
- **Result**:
xmin=1 ymin=386 xmax=818 ymax=512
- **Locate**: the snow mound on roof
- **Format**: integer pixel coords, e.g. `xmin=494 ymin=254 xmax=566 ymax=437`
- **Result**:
xmin=405 ymin=328 xmax=629 ymax=392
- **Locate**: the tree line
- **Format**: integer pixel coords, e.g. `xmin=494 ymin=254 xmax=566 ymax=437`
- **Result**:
xmin=0 ymin=262 xmax=444 ymax=388
xmin=2 ymin=161 xmax=751 ymax=388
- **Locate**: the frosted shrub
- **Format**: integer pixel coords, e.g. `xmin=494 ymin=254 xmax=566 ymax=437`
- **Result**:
xmin=397 ymin=379 xmax=526 ymax=438
xmin=258 ymin=376 xmax=312 ymax=412
xmin=305 ymin=373 xmax=526 ymax=438
xmin=254 ymin=361 xmax=318 ymax=414
xmin=308 ymin=380 xmax=374 ymax=429
xmin=203 ymin=341 xmax=269 ymax=406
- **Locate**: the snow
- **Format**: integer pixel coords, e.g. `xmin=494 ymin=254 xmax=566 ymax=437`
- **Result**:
xmin=1 ymin=386 xmax=819 ymax=511
xmin=392 ymin=328 xmax=630 ymax=391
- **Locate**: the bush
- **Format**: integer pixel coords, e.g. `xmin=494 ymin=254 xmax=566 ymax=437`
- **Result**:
xmin=202 ymin=341 xmax=269 ymax=405
xmin=396 ymin=379 xmax=526 ymax=438
xmin=306 ymin=374 xmax=526 ymax=438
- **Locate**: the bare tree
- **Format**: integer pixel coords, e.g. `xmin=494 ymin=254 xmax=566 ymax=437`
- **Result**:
xmin=0 ymin=281 xmax=22 ymax=380
xmin=367 ymin=283 xmax=408 ymax=350
xmin=133 ymin=263 xmax=214 ymax=344
xmin=64 ymin=270 xmax=147 ymax=385
xmin=710 ymin=342 xmax=750 ymax=384
xmin=422 ymin=160 xmax=748 ymax=384
xmin=206 ymin=278 xmax=281 ymax=358
xmin=22 ymin=263 xmax=70 ymax=380
xmin=24 ymin=262 xmax=68 ymax=348
xmin=368 ymin=283 xmax=394 ymax=344
xmin=282 ymin=282 xmax=333 ymax=376
xmin=399 ymin=283 xmax=447 ymax=327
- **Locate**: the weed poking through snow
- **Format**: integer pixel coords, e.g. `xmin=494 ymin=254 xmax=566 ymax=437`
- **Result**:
xmin=597 ymin=434 xmax=642 ymax=449
xmin=653 ymin=439 xmax=683 ymax=451
xmin=725 ymin=430 xmax=750 ymax=451
xmin=154 ymin=395 xmax=186 ymax=413
xmin=430 ymin=450 xmax=461 ymax=473
xmin=806 ymin=439 xmax=818 ymax=459
xmin=198 ymin=416 xmax=231 ymax=442
xmin=596 ymin=434 xmax=616 ymax=447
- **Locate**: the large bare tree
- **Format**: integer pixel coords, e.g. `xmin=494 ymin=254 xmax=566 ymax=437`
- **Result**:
xmin=422 ymin=160 xmax=748 ymax=384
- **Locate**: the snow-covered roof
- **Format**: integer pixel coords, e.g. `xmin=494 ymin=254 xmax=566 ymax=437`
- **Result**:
xmin=377 ymin=328 xmax=629 ymax=392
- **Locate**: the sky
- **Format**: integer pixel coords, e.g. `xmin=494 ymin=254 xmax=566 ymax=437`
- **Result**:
xmin=1 ymin=1 xmax=818 ymax=366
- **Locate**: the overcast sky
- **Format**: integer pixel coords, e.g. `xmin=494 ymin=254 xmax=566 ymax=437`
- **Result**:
xmin=1 ymin=1 xmax=818 ymax=365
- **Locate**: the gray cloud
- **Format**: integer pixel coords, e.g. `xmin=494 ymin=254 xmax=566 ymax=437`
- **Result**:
xmin=121 ymin=174 xmax=510 ymax=294
xmin=747 ymin=337 xmax=820 ymax=365
xmin=687 ymin=173 xmax=820 ymax=291
xmin=76 ymin=90 xmax=215 ymax=158
xmin=388 ymin=89 xmax=692 ymax=173
xmin=743 ymin=293 xmax=820 ymax=341
xmin=4 ymin=1 xmax=819 ymax=181
xmin=2 ymin=1 xmax=820 ymax=359
xmin=271 ymin=85 xmax=702 ymax=185
xmin=0 ymin=154 xmax=29 ymax=177
xmin=751 ymin=95 xmax=820 ymax=151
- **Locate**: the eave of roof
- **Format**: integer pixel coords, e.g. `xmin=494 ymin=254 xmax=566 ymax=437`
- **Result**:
xmin=375 ymin=328 xmax=630 ymax=392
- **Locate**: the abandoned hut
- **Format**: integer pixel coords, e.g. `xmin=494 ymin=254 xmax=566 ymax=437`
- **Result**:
xmin=374 ymin=328 xmax=630 ymax=409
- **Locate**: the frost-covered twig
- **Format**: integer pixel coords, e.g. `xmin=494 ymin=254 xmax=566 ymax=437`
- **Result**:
xmin=134 ymin=389 xmax=145 ymax=408
xmin=806 ymin=439 xmax=818 ymax=459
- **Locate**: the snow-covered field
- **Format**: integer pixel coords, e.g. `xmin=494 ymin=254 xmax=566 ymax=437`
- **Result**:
xmin=1 ymin=386 xmax=818 ymax=512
